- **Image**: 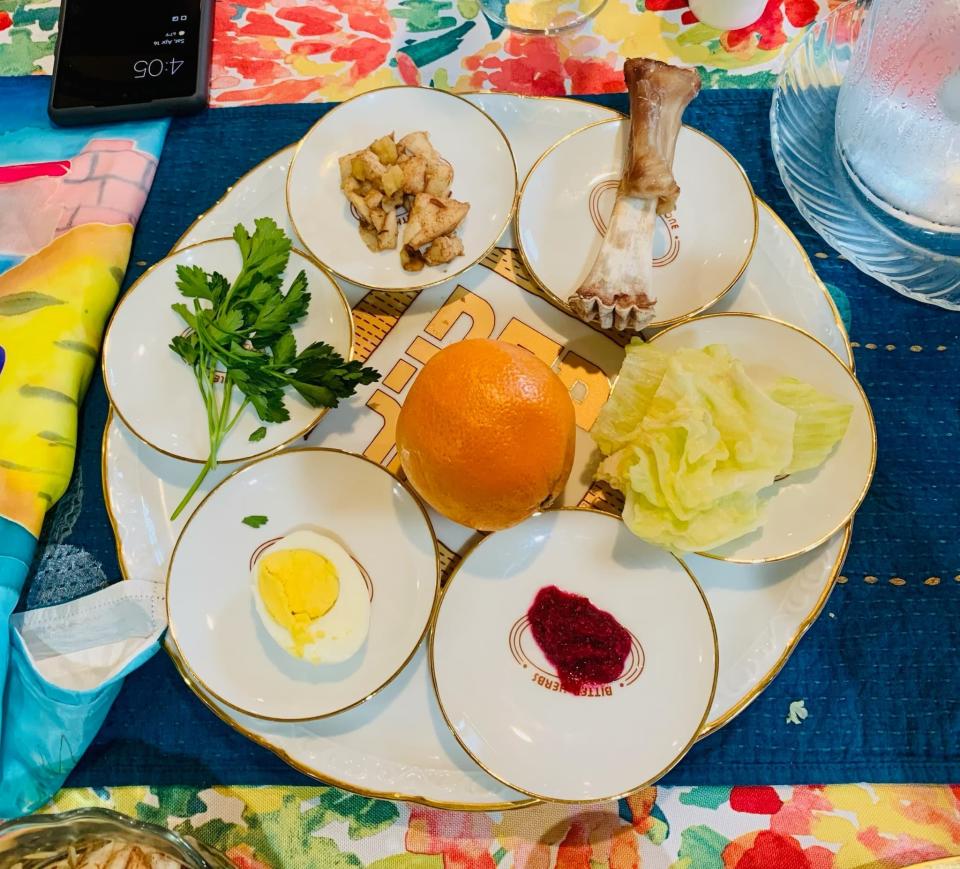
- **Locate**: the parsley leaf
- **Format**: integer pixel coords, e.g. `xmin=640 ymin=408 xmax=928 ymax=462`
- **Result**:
xmin=171 ymin=302 xmax=197 ymax=331
xmin=283 ymin=342 xmax=379 ymax=407
xmin=242 ymin=515 xmax=269 ymax=528
xmin=271 ymin=330 xmax=297 ymax=367
xmin=251 ymin=269 xmax=310 ymax=340
xmin=167 ymin=218 xmax=381 ymax=521
xmin=208 ymin=272 xmax=230 ymax=306
xmin=170 ymin=333 xmax=199 ymax=366
xmin=233 ymin=218 xmax=292 ymax=289
xmin=175 ymin=264 xmax=213 ymax=300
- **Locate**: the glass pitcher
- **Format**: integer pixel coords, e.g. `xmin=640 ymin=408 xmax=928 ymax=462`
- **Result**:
xmin=834 ymin=0 xmax=960 ymax=233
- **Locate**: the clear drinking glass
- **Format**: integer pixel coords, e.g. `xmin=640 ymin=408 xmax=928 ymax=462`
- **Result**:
xmin=835 ymin=0 xmax=960 ymax=233
xmin=479 ymin=0 xmax=607 ymax=35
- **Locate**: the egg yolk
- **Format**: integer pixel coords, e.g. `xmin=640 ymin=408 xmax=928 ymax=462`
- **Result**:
xmin=257 ymin=549 xmax=340 ymax=656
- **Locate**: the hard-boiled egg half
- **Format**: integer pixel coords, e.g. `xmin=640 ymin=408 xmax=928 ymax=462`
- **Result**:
xmin=252 ymin=529 xmax=371 ymax=664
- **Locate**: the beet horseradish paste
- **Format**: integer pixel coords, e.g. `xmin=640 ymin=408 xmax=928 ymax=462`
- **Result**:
xmin=527 ymin=585 xmax=632 ymax=695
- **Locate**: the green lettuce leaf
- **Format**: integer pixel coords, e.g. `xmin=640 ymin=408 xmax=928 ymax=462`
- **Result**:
xmin=595 ymin=344 xmax=798 ymax=552
xmin=769 ymin=376 xmax=852 ymax=474
xmin=622 ymin=485 xmax=765 ymax=553
xmin=591 ymin=339 xmax=668 ymax=455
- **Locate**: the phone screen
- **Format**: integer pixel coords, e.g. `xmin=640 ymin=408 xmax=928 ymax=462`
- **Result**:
xmin=52 ymin=0 xmax=203 ymax=108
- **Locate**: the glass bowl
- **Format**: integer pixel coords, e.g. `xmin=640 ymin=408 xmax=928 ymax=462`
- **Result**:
xmin=0 ymin=808 xmax=233 ymax=868
xmin=770 ymin=0 xmax=960 ymax=308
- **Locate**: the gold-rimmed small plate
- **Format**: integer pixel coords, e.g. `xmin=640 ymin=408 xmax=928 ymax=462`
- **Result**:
xmin=648 ymin=313 xmax=876 ymax=563
xmin=516 ymin=119 xmax=758 ymax=329
xmin=102 ymin=238 xmax=353 ymax=464
xmin=430 ymin=509 xmax=718 ymax=804
xmin=166 ymin=447 xmax=439 ymax=721
xmin=286 ymin=86 xmax=517 ymax=292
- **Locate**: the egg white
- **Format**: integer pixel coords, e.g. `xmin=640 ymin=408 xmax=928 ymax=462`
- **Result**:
xmin=252 ymin=529 xmax=371 ymax=664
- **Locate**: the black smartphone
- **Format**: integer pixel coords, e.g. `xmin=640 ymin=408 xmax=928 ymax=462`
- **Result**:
xmin=48 ymin=0 xmax=213 ymax=126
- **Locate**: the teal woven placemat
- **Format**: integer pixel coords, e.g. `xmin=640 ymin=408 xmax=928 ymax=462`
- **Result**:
xmin=15 ymin=82 xmax=958 ymax=786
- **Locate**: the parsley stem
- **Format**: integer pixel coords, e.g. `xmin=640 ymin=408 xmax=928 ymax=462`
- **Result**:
xmin=171 ymin=359 xmax=222 ymax=521
xmin=170 ymin=456 xmax=216 ymax=521
xmin=195 ymin=361 xmax=215 ymax=435
xmin=217 ymin=375 xmax=234 ymax=435
xmin=226 ymin=397 xmax=250 ymax=433
xmin=169 ymin=372 xmax=251 ymax=521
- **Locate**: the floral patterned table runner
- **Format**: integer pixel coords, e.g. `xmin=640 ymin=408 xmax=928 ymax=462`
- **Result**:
xmin=2 ymin=0 xmax=840 ymax=102
xmin=44 ymin=784 xmax=960 ymax=868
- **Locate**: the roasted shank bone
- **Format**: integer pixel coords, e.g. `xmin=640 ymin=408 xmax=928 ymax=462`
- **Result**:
xmin=567 ymin=58 xmax=700 ymax=331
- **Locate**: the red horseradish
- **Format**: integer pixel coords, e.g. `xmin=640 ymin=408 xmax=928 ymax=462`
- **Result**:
xmin=527 ymin=585 xmax=631 ymax=695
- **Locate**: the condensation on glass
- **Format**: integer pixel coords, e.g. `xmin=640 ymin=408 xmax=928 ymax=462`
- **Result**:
xmin=835 ymin=0 xmax=960 ymax=231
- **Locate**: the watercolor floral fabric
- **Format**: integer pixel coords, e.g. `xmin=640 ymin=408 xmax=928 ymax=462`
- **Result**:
xmin=42 ymin=784 xmax=960 ymax=868
xmin=2 ymin=0 xmax=839 ymax=100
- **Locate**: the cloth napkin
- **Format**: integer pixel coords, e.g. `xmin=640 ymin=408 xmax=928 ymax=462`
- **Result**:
xmin=0 ymin=76 xmax=169 ymax=817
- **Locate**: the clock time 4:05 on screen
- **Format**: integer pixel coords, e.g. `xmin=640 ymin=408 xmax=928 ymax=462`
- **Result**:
xmin=133 ymin=58 xmax=186 ymax=78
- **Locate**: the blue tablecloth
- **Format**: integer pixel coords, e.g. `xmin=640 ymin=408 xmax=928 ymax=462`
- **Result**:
xmin=23 ymin=88 xmax=960 ymax=788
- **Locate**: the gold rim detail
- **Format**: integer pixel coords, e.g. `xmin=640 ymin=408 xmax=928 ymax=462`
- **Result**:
xmin=101 ymin=239 xmax=356 ymax=465
xmin=515 ymin=118 xmax=760 ymax=331
xmin=163 ymin=446 xmax=440 ymax=723
xmin=646 ymin=311 xmax=876 ymax=564
xmin=285 ymin=85 xmax=519 ymax=294
xmin=427 ymin=507 xmax=720 ymax=804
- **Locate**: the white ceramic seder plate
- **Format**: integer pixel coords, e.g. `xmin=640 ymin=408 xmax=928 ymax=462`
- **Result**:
xmin=650 ymin=314 xmax=875 ymax=564
xmin=691 ymin=524 xmax=849 ymax=735
xmin=707 ymin=200 xmax=852 ymax=370
xmin=286 ymin=86 xmax=517 ymax=292
xmin=166 ymin=448 xmax=439 ymax=722
xmin=103 ymin=96 xmax=856 ymax=808
xmin=431 ymin=510 xmax=718 ymax=803
xmin=168 ymin=636 xmax=531 ymax=808
xmin=461 ymin=93 xmax=621 ymax=249
xmin=102 ymin=240 xmax=354 ymax=464
xmin=517 ymin=118 xmax=759 ymax=329
xmin=175 ymin=148 xmax=295 ymax=250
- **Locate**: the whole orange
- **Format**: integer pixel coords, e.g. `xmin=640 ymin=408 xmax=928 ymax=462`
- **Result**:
xmin=396 ymin=339 xmax=576 ymax=531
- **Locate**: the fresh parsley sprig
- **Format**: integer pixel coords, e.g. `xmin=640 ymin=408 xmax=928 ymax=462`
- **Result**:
xmin=168 ymin=218 xmax=379 ymax=519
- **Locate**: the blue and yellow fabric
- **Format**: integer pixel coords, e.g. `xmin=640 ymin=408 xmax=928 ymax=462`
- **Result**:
xmin=0 ymin=75 xmax=168 ymax=816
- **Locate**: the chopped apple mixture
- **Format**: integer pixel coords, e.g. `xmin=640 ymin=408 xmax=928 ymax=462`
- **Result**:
xmin=339 ymin=132 xmax=470 ymax=271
